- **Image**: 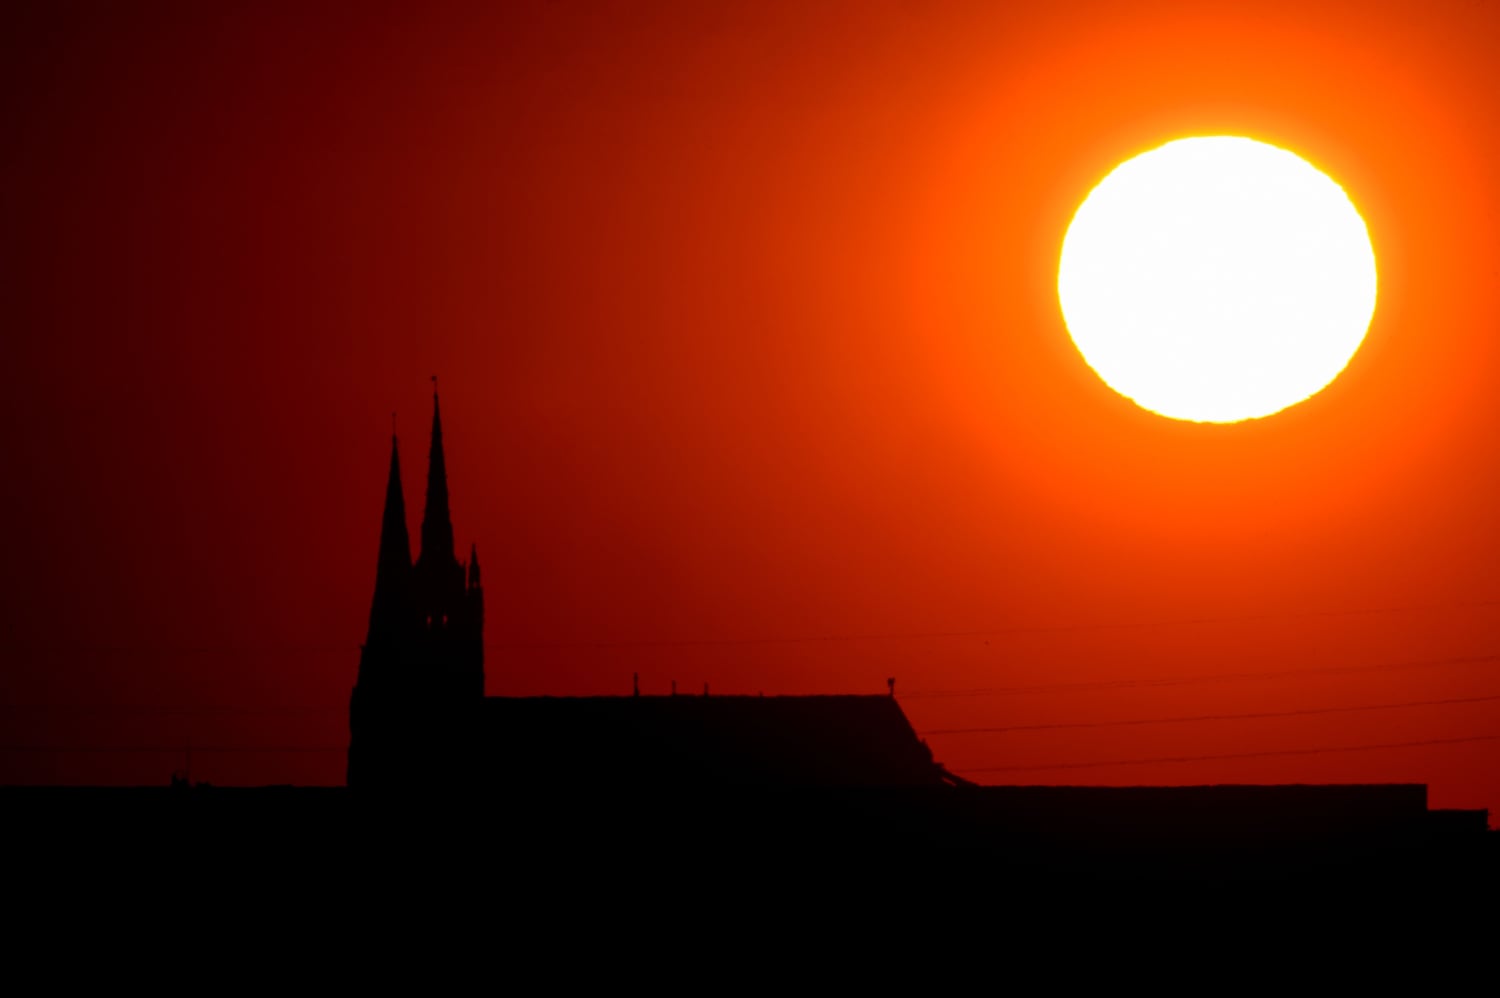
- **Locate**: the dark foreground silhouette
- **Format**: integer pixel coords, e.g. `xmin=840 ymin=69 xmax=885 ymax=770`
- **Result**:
xmin=319 ymin=389 xmax=1498 ymax=880
xmin=3 ymin=780 xmax=1493 ymax=888
xmin=15 ymin=389 xmax=1494 ymax=890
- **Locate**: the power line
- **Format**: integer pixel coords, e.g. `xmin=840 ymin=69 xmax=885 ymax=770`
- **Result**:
xmin=953 ymin=733 xmax=1500 ymax=774
xmin=9 ymin=731 xmax=1500 ymax=770
xmin=5 ymin=596 xmax=1499 ymax=658
xmin=488 ymin=598 xmax=1500 ymax=650
xmin=1 ymin=650 xmax=1498 ymax=715
xmin=919 ymin=692 xmax=1500 ymax=736
xmin=0 ymin=745 xmax=344 ymax=754
xmin=900 ymin=650 xmax=1500 ymax=700
xmin=0 ymin=644 xmax=357 ymax=657
xmin=0 ymin=705 xmax=344 ymax=715
xmin=492 ymin=600 xmax=1500 ymax=645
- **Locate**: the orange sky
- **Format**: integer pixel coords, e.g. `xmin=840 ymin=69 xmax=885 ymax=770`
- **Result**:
xmin=3 ymin=1 xmax=1499 ymax=819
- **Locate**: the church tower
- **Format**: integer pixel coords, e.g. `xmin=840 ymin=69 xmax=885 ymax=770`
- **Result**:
xmin=348 ymin=388 xmax=484 ymax=789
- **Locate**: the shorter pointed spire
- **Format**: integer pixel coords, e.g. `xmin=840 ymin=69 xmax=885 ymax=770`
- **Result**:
xmin=366 ymin=433 xmax=413 ymax=641
xmin=378 ymin=434 xmax=411 ymax=570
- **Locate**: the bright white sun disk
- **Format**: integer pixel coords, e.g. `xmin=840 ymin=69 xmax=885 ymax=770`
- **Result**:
xmin=1057 ymin=136 xmax=1377 ymax=423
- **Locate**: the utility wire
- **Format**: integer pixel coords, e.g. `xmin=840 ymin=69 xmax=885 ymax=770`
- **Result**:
xmin=954 ymin=733 xmax=1500 ymax=773
xmin=920 ymin=691 xmax=1500 ymax=735
xmin=0 ymin=704 xmax=345 ymax=715
xmin=486 ymin=594 xmax=1500 ymax=651
xmin=7 ymin=732 xmax=1500 ymax=769
xmin=0 ymin=745 xmax=344 ymax=754
xmin=2 ymin=651 xmax=1499 ymax=714
xmin=5 ymin=596 xmax=1500 ymax=658
xmin=488 ymin=598 xmax=1500 ymax=650
xmin=900 ymin=650 xmax=1500 ymax=699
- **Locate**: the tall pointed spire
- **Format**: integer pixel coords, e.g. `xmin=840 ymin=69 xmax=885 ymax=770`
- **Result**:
xmin=366 ymin=433 xmax=413 ymax=641
xmin=419 ymin=379 xmax=456 ymax=566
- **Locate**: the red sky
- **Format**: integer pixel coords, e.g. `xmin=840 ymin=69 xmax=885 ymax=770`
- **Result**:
xmin=3 ymin=1 xmax=1499 ymax=818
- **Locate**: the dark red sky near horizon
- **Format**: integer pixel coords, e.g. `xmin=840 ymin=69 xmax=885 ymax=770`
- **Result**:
xmin=4 ymin=1 xmax=1500 ymax=817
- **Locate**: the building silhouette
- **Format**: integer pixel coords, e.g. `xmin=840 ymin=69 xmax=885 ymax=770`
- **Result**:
xmin=348 ymin=390 xmax=948 ymax=790
xmin=340 ymin=390 xmax=1492 ymax=881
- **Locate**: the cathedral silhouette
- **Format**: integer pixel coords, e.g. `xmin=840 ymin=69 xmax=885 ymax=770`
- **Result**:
xmin=332 ymin=389 xmax=1492 ymax=875
xmin=347 ymin=389 xmax=948 ymax=791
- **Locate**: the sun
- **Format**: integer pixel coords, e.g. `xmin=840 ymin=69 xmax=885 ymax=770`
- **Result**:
xmin=1057 ymin=136 xmax=1377 ymax=423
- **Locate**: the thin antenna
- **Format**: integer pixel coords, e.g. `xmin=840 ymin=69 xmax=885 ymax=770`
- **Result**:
xmin=632 ymin=672 xmax=640 ymax=697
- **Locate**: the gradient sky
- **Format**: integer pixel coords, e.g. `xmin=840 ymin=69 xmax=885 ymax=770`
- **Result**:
xmin=3 ymin=1 xmax=1499 ymax=818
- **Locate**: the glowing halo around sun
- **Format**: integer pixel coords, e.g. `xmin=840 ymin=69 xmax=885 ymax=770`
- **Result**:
xmin=1057 ymin=136 xmax=1377 ymax=423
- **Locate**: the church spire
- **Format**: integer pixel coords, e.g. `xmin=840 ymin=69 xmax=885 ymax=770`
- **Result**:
xmin=419 ymin=380 xmax=456 ymax=566
xmin=366 ymin=433 xmax=412 ymax=641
